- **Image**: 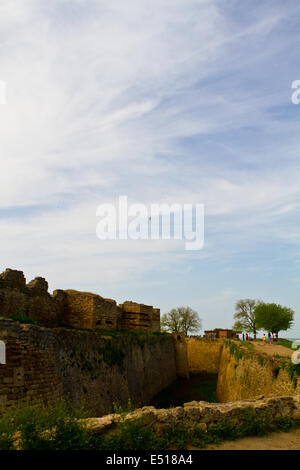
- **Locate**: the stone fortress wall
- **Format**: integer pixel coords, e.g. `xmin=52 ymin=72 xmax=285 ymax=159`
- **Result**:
xmin=173 ymin=337 xmax=300 ymax=401
xmin=1 ymin=271 xmax=299 ymax=420
xmin=0 ymin=268 xmax=160 ymax=332
xmin=0 ymin=319 xmax=176 ymax=415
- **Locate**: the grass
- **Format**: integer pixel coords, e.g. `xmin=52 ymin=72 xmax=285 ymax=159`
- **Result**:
xmin=0 ymin=400 xmax=90 ymax=450
xmin=0 ymin=400 xmax=299 ymax=450
xmin=90 ymin=410 xmax=300 ymax=450
xmin=276 ymin=339 xmax=294 ymax=349
xmin=9 ymin=314 xmax=40 ymax=326
xmin=242 ymin=341 xmax=255 ymax=351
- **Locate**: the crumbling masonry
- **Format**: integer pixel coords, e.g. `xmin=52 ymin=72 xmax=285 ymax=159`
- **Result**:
xmin=0 ymin=268 xmax=160 ymax=332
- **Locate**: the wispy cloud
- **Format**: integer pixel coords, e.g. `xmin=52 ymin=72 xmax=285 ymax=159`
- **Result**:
xmin=0 ymin=0 xmax=299 ymax=334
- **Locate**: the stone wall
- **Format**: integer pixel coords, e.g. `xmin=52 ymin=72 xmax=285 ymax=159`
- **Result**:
xmin=84 ymin=394 xmax=300 ymax=437
xmin=217 ymin=342 xmax=300 ymax=402
xmin=57 ymin=290 xmax=119 ymax=330
xmin=186 ymin=338 xmax=223 ymax=374
xmin=118 ymin=302 xmax=160 ymax=333
xmin=0 ymin=319 xmax=176 ymax=416
xmin=0 ymin=319 xmax=63 ymax=411
xmin=173 ymin=337 xmax=223 ymax=375
xmin=0 ymin=268 xmax=160 ymax=333
xmin=173 ymin=337 xmax=300 ymax=402
xmin=0 ymin=270 xmax=60 ymax=327
xmin=173 ymin=334 xmax=189 ymax=378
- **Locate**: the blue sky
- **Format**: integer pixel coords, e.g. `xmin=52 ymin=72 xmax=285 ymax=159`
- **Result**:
xmin=0 ymin=0 xmax=299 ymax=337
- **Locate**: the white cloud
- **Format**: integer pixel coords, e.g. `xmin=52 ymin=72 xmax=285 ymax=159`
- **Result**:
xmin=0 ymin=0 xmax=299 ymax=325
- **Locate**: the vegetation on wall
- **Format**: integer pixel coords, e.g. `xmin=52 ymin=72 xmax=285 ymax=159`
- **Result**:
xmin=225 ymin=339 xmax=300 ymax=390
xmin=9 ymin=314 xmax=40 ymax=326
xmin=0 ymin=400 xmax=298 ymax=450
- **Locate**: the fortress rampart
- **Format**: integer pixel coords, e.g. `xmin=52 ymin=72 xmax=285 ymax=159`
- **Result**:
xmin=0 ymin=319 xmax=176 ymax=415
xmin=217 ymin=341 xmax=300 ymax=401
xmin=1 ymin=274 xmax=299 ymax=418
xmin=0 ymin=268 xmax=160 ymax=332
xmin=173 ymin=337 xmax=300 ymax=401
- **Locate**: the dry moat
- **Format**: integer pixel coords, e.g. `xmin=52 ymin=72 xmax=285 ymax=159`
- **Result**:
xmin=150 ymin=373 xmax=218 ymax=408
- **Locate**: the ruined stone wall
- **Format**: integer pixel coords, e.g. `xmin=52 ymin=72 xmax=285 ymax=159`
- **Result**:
xmin=217 ymin=342 xmax=300 ymax=402
xmin=84 ymin=394 xmax=300 ymax=437
xmin=118 ymin=301 xmax=160 ymax=333
xmin=0 ymin=319 xmax=175 ymax=416
xmin=186 ymin=338 xmax=223 ymax=374
xmin=173 ymin=337 xmax=300 ymax=402
xmin=0 ymin=268 xmax=160 ymax=333
xmin=0 ymin=269 xmax=61 ymax=327
xmin=57 ymin=290 xmax=119 ymax=330
xmin=152 ymin=308 xmax=161 ymax=333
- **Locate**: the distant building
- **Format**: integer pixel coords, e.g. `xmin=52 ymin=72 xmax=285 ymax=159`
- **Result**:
xmin=204 ymin=328 xmax=238 ymax=339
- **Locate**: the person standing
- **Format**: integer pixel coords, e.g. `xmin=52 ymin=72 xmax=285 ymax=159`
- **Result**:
xmin=242 ymin=333 xmax=245 ymax=341
xmin=268 ymin=332 xmax=271 ymax=344
xmin=263 ymin=333 xmax=267 ymax=343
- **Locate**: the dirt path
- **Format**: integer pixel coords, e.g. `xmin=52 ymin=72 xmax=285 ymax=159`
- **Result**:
xmin=251 ymin=341 xmax=293 ymax=358
xmin=204 ymin=428 xmax=300 ymax=450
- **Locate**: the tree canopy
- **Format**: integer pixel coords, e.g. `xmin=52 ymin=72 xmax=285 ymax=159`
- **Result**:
xmin=232 ymin=299 xmax=259 ymax=338
xmin=161 ymin=306 xmax=202 ymax=336
xmin=254 ymin=302 xmax=294 ymax=335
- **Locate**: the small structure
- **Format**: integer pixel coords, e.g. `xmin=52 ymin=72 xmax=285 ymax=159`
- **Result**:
xmin=204 ymin=328 xmax=238 ymax=339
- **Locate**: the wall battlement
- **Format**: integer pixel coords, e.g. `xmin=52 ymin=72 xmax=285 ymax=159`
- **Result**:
xmin=0 ymin=268 xmax=160 ymax=333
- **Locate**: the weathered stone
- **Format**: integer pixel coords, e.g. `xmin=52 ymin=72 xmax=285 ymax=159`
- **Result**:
xmin=171 ymin=407 xmax=184 ymax=419
xmin=82 ymin=393 xmax=300 ymax=440
xmin=184 ymin=406 xmax=201 ymax=420
xmin=0 ymin=269 xmax=26 ymax=291
xmin=154 ymin=409 xmax=175 ymax=423
xmin=217 ymin=342 xmax=300 ymax=400
xmin=0 ymin=267 xmax=161 ymax=332
xmin=82 ymin=415 xmax=116 ymax=435
xmin=27 ymin=277 xmax=48 ymax=293
xmin=0 ymin=319 xmax=176 ymax=415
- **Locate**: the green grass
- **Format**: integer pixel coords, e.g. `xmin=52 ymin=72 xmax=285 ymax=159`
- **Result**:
xmin=0 ymin=400 xmax=90 ymax=450
xmin=276 ymin=339 xmax=294 ymax=349
xmin=96 ymin=409 xmax=300 ymax=450
xmin=1 ymin=401 xmax=299 ymax=450
xmin=9 ymin=314 xmax=40 ymax=326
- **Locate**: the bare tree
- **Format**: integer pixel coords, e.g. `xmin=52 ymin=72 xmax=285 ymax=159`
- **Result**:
xmin=161 ymin=306 xmax=202 ymax=335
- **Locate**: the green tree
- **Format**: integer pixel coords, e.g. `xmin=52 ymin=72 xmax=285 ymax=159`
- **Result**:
xmin=233 ymin=299 xmax=259 ymax=339
xmin=161 ymin=307 xmax=202 ymax=336
xmin=254 ymin=302 xmax=294 ymax=336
